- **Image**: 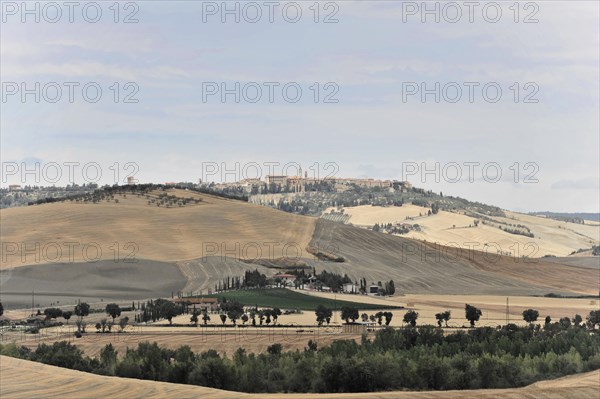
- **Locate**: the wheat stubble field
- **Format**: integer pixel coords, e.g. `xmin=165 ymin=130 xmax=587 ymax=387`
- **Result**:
xmin=1 ymin=190 xmax=598 ymax=308
xmin=324 ymin=205 xmax=600 ymax=257
xmin=0 ymin=190 xmax=316 ymax=269
xmin=1 ymin=356 xmax=598 ymax=399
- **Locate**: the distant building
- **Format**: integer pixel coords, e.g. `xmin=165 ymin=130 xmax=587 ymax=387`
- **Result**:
xmin=265 ymin=175 xmax=287 ymax=186
xmin=368 ymin=284 xmax=380 ymax=296
xmin=173 ymin=297 xmax=218 ymax=312
xmin=343 ymin=321 xmax=376 ymax=334
xmin=273 ymin=273 xmax=296 ymax=286
xmin=8 ymin=185 xmax=21 ymax=191
xmin=343 ymin=283 xmax=358 ymax=294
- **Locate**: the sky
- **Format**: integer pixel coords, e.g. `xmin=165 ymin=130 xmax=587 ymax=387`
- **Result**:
xmin=1 ymin=0 xmax=599 ymax=213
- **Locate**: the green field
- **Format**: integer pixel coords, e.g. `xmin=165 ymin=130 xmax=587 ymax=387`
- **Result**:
xmin=202 ymin=288 xmax=402 ymax=310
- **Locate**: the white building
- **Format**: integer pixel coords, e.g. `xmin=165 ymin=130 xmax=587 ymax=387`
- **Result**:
xmin=343 ymin=283 xmax=358 ymax=294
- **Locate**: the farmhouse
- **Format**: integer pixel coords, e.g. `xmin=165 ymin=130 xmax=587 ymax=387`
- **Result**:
xmin=342 ymin=283 xmax=359 ymax=294
xmin=173 ymin=297 xmax=218 ymax=312
xmin=273 ymin=273 xmax=295 ymax=286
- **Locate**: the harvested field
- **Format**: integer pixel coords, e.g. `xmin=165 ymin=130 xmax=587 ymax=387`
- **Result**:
xmin=302 ymin=291 xmax=600 ymax=327
xmin=0 ymin=260 xmax=186 ymax=309
xmin=0 ymin=190 xmax=316 ymax=269
xmin=1 ymin=355 xmax=598 ymax=399
xmin=2 ymin=326 xmax=358 ymax=358
xmin=544 ymin=256 xmax=600 ymax=269
xmin=309 ymin=220 xmax=599 ymax=296
xmin=325 ymin=205 xmax=600 ymax=257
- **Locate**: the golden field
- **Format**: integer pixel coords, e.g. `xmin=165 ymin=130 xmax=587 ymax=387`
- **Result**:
xmin=0 ymin=190 xmax=316 ymax=269
xmin=1 ymin=356 xmax=598 ymax=399
xmin=324 ymin=205 xmax=600 ymax=257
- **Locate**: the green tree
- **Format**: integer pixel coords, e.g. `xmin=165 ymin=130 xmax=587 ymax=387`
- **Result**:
xmin=573 ymin=314 xmax=583 ymax=326
xmin=403 ymin=310 xmax=418 ymax=327
xmin=340 ymin=306 xmax=359 ymax=324
xmin=62 ymin=311 xmax=73 ymax=325
xmin=315 ymin=305 xmax=332 ymax=326
xmin=105 ymin=304 xmax=122 ymax=323
xmin=0 ymin=302 xmax=3 ymax=317
xmin=202 ymin=311 xmax=210 ymax=325
xmin=386 ymin=280 xmax=395 ymax=295
xmin=43 ymin=307 xmax=63 ymax=320
xmin=190 ymin=311 xmax=199 ymax=326
xmin=100 ymin=343 xmax=118 ymax=375
xmin=435 ymin=311 xmax=451 ymax=327
xmin=100 ymin=318 xmax=108 ymax=333
xmin=159 ymin=301 xmax=178 ymax=325
xmin=241 ymin=313 xmax=249 ymax=325
xmin=441 ymin=310 xmax=451 ymax=327
xmin=271 ymin=307 xmax=282 ymax=325
xmin=559 ymin=317 xmax=571 ymax=328
xmin=118 ymin=316 xmax=129 ymax=332
xmin=219 ymin=314 xmax=227 ymax=325
xmin=306 ymin=340 xmax=318 ymax=351
xmin=587 ymin=310 xmax=600 ymax=328
xmin=227 ymin=308 xmax=242 ymax=325
xmin=383 ymin=311 xmax=393 ymax=326
xmin=267 ymin=343 xmax=282 ymax=355
xmin=465 ymin=304 xmax=482 ymax=327
xmin=435 ymin=312 xmax=445 ymax=327
xmin=522 ymin=309 xmax=539 ymax=324
xmin=74 ymin=302 xmax=90 ymax=319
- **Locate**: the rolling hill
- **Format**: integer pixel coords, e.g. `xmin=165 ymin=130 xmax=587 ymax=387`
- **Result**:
xmin=322 ymin=205 xmax=600 ymax=257
xmin=1 ymin=188 xmax=599 ymax=310
xmin=0 ymin=189 xmax=316 ymax=269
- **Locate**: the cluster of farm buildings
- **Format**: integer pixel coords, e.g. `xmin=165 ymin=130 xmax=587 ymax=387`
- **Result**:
xmin=271 ymin=272 xmax=382 ymax=296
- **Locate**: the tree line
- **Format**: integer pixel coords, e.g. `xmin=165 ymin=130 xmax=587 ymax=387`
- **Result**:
xmin=2 ymin=318 xmax=599 ymax=393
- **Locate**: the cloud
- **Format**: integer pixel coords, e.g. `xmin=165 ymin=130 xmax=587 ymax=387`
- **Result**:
xmin=551 ymin=178 xmax=600 ymax=190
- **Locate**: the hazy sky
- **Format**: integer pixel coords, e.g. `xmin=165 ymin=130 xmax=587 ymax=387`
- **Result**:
xmin=1 ymin=1 xmax=599 ymax=212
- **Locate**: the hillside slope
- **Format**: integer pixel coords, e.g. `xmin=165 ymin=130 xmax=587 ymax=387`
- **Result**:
xmin=0 ymin=189 xmax=316 ymax=269
xmin=1 ymin=356 xmax=598 ymax=399
xmin=1 ymin=190 xmax=598 ymax=308
xmin=310 ymin=220 xmax=599 ymax=296
xmin=323 ymin=205 xmax=600 ymax=257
